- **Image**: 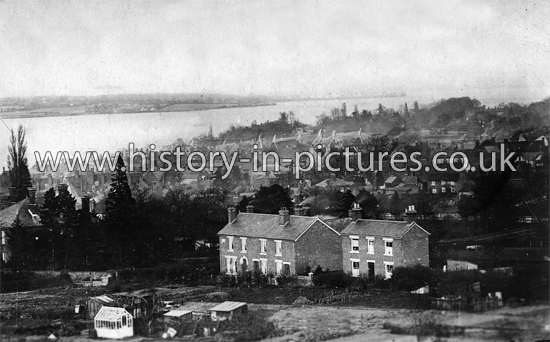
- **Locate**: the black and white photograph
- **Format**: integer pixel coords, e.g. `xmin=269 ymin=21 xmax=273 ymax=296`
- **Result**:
xmin=0 ymin=1 xmax=548 ymax=341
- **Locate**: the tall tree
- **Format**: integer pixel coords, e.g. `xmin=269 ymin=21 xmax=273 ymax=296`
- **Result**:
xmin=404 ymin=103 xmax=410 ymax=119
xmin=104 ymin=155 xmax=136 ymax=268
xmin=7 ymin=125 xmax=32 ymax=201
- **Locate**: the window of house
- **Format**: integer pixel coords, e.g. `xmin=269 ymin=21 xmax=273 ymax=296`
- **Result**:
xmin=228 ymin=236 xmax=234 ymax=252
xmin=431 ymin=181 xmax=436 ymax=186
xmin=450 ymin=181 xmax=455 ymax=186
xmin=432 ymin=189 xmax=437 ymax=194
xmin=384 ymin=262 xmax=394 ymax=278
xmin=366 ymin=237 xmax=374 ymax=254
xmin=451 ymin=187 xmax=456 ymax=193
xmin=225 ymin=256 xmax=237 ymax=274
xmin=260 ymin=259 xmax=267 ymax=274
xmin=350 ymin=236 xmax=359 ymax=252
xmin=384 ymin=238 xmax=393 ymax=256
xmin=275 ymin=240 xmax=282 ymax=256
xmin=441 ymin=187 xmax=446 ymax=193
xmin=260 ymin=239 xmax=267 ymax=254
xmin=441 ymin=180 xmax=446 ymax=185
xmin=1 ymin=231 xmax=5 ymax=245
xmin=240 ymin=237 xmax=247 ymax=253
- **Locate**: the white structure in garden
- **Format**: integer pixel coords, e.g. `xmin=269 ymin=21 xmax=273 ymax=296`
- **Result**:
xmin=94 ymin=306 xmax=134 ymax=339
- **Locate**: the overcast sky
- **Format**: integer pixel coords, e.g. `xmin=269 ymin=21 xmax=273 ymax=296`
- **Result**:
xmin=0 ymin=0 xmax=548 ymax=99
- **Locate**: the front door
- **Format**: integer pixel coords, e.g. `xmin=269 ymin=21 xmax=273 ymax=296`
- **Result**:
xmin=253 ymin=260 xmax=260 ymax=272
xmin=368 ymin=262 xmax=375 ymax=279
xmin=241 ymin=258 xmax=248 ymax=273
xmin=283 ymin=263 xmax=290 ymax=275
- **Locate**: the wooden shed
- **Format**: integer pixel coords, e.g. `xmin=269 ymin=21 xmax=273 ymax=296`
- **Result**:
xmin=94 ymin=306 xmax=134 ymax=339
xmin=163 ymin=310 xmax=193 ymax=324
xmin=208 ymin=301 xmax=247 ymax=321
xmin=87 ymin=295 xmax=115 ymax=320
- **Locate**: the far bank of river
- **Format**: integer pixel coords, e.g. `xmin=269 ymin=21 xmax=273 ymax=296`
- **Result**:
xmin=0 ymin=93 xmax=543 ymax=170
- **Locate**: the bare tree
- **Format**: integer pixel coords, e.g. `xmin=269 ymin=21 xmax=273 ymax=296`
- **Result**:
xmin=7 ymin=125 xmax=32 ymax=202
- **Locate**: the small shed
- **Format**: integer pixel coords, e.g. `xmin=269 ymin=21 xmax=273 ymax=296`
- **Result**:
xmin=87 ymin=295 xmax=115 ymax=320
xmin=94 ymin=306 xmax=134 ymax=339
xmin=208 ymin=301 xmax=247 ymax=321
xmin=163 ymin=310 xmax=193 ymax=324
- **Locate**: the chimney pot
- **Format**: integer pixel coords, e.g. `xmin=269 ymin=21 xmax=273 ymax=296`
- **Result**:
xmin=405 ymin=204 xmax=418 ymax=223
xmin=279 ymin=207 xmax=290 ymax=226
xmin=228 ymin=207 xmax=237 ymax=223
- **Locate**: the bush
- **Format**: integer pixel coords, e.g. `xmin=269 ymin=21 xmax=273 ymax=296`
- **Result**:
xmin=391 ymin=264 xmax=441 ymax=292
xmin=313 ymin=271 xmax=352 ymax=288
xmin=0 ymin=271 xmax=74 ymax=293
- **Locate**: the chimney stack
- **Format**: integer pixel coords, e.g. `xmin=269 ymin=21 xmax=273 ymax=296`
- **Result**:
xmin=303 ymin=206 xmax=310 ymax=216
xmin=295 ymin=207 xmax=304 ymax=216
xmin=349 ymin=202 xmax=362 ymax=221
xmin=82 ymin=195 xmax=90 ymax=213
xmin=279 ymin=207 xmax=290 ymax=226
xmin=404 ymin=205 xmax=418 ymax=223
xmin=27 ymin=187 xmax=36 ymax=205
xmin=57 ymin=183 xmax=68 ymax=195
xmin=81 ymin=196 xmax=91 ymax=221
xmin=228 ymin=207 xmax=237 ymax=223
xmin=8 ymin=186 xmax=16 ymax=203
xmin=246 ymin=204 xmax=255 ymax=213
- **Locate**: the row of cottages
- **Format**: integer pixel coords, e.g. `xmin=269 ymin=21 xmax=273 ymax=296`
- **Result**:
xmin=217 ymin=206 xmax=343 ymax=276
xmin=217 ymin=204 xmax=430 ymax=278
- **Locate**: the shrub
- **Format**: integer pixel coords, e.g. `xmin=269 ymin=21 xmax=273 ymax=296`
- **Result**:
xmin=391 ymin=264 xmax=441 ymax=292
xmin=313 ymin=271 xmax=352 ymax=288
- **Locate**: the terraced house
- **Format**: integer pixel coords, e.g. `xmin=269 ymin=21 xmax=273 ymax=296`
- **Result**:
xmin=218 ymin=206 xmax=342 ymax=275
xmin=341 ymin=204 xmax=430 ymax=279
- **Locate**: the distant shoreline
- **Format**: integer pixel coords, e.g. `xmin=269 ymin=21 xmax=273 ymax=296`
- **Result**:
xmin=0 ymin=102 xmax=277 ymax=120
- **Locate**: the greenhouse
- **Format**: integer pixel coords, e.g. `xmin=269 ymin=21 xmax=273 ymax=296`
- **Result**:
xmin=94 ymin=306 xmax=134 ymax=339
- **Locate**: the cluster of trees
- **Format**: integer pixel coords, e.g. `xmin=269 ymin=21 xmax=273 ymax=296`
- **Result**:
xmin=313 ymin=97 xmax=549 ymax=141
xmin=6 ymin=156 xmax=233 ymax=271
xmin=218 ymin=111 xmax=306 ymax=142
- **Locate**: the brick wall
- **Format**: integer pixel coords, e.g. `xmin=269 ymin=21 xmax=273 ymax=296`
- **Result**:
xmin=295 ymin=221 xmax=343 ymax=274
xmin=218 ymin=234 xmax=297 ymax=274
xmin=398 ymin=225 xmax=429 ymax=267
xmin=341 ymin=225 xmax=429 ymax=277
xmin=341 ymin=234 xmax=400 ymax=277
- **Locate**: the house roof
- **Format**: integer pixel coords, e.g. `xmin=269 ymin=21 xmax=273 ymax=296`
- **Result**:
xmin=341 ymin=220 xmax=429 ymax=238
xmin=164 ymin=310 xmax=192 ymax=317
xmin=94 ymin=306 xmax=132 ymax=321
xmin=208 ymin=301 xmax=247 ymax=312
xmin=0 ymin=198 xmax=41 ymax=228
xmin=90 ymin=295 xmax=115 ymax=304
xmin=217 ymin=213 xmax=339 ymax=241
xmin=427 ymin=173 xmax=460 ymax=182
xmin=315 ymin=178 xmax=354 ymax=188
